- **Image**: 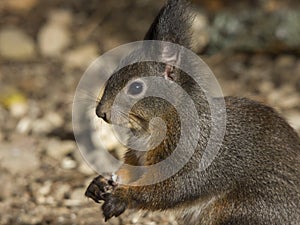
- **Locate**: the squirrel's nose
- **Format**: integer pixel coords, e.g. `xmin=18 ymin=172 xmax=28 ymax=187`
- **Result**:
xmin=96 ymin=103 xmax=110 ymax=123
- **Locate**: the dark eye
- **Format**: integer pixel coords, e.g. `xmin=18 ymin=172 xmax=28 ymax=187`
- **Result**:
xmin=127 ymin=81 xmax=144 ymax=95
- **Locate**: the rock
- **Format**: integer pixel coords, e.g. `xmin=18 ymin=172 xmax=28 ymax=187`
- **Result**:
xmin=31 ymin=118 xmax=53 ymax=134
xmin=48 ymin=9 xmax=73 ymax=27
xmin=37 ymin=10 xmax=73 ymax=57
xmin=276 ymin=55 xmax=296 ymax=68
xmin=38 ymin=181 xmax=52 ymax=196
xmin=0 ymin=139 xmax=40 ymax=175
xmin=64 ymin=44 xmax=98 ymax=69
xmin=0 ymin=130 xmax=3 ymax=142
xmin=16 ymin=117 xmax=32 ymax=134
xmin=38 ymin=23 xmax=71 ymax=57
xmin=46 ymin=139 xmax=76 ymax=160
xmin=10 ymin=102 xmax=28 ymax=118
xmin=64 ymin=188 xmax=85 ymax=207
xmin=0 ymin=27 xmax=36 ymax=61
xmin=44 ymin=111 xmax=64 ymax=128
xmin=0 ymin=173 xmax=14 ymax=200
xmin=53 ymin=184 xmax=70 ymax=201
xmin=4 ymin=0 xmax=38 ymax=12
xmin=78 ymin=162 xmax=95 ymax=176
xmin=286 ymin=111 xmax=300 ymax=133
xmin=61 ymin=157 xmax=77 ymax=169
xmin=279 ymin=93 xmax=300 ymax=109
xmin=0 ymin=88 xmax=28 ymax=118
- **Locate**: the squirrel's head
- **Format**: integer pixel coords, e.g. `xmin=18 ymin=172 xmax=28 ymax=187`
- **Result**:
xmin=96 ymin=0 xmax=204 ymax=139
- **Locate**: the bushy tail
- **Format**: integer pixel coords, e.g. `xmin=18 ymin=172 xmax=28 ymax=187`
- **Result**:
xmin=144 ymin=0 xmax=194 ymax=49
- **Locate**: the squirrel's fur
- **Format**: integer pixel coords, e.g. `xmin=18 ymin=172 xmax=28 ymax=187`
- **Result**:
xmin=86 ymin=1 xmax=300 ymax=224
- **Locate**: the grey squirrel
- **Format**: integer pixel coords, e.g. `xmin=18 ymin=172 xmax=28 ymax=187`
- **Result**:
xmin=85 ymin=0 xmax=300 ymax=224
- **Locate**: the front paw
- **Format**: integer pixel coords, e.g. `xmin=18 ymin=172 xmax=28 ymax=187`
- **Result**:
xmin=85 ymin=175 xmax=116 ymax=203
xmin=102 ymin=194 xmax=127 ymax=221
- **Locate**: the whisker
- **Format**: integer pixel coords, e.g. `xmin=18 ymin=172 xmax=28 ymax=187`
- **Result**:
xmin=77 ymin=88 xmax=100 ymax=100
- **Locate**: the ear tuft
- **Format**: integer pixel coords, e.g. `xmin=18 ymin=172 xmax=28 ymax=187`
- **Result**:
xmin=144 ymin=0 xmax=194 ymax=49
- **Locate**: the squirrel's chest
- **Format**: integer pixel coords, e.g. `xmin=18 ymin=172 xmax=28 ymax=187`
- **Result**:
xmin=135 ymin=150 xmax=147 ymax=165
xmin=174 ymin=195 xmax=225 ymax=225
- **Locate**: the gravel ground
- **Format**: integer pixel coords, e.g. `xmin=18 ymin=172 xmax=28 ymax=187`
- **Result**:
xmin=0 ymin=1 xmax=299 ymax=225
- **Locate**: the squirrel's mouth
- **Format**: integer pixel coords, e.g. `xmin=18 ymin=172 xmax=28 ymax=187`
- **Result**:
xmin=109 ymin=110 xmax=149 ymax=134
xmin=128 ymin=114 xmax=148 ymax=131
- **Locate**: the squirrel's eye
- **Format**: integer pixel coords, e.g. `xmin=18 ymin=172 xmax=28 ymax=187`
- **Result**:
xmin=127 ymin=81 xmax=144 ymax=95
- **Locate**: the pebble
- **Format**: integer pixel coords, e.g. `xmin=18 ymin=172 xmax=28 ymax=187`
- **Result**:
xmin=53 ymin=184 xmax=70 ymax=200
xmin=48 ymin=9 xmax=73 ymax=27
xmin=275 ymin=55 xmax=296 ymax=69
xmin=37 ymin=10 xmax=73 ymax=57
xmin=0 ymin=130 xmax=3 ymax=142
xmin=16 ymin=117 xmax=32 ymax=134
xmin=38 ymin=23 xmax=71 ymax=57
xmin=31 ymin=118 xmax=53 ymax=134
xmin=0 ymin=140 xmax=40 ymax=175
xmin=66 ymin=188 xmax=85 ymax=206
xmin=38 ymin=181 xmax=52 ymax=196
xmin=286 ymin=111 xmax=300 ymax=132
xmin=44 ymin=111 xmax=64 ymax=128
xmin=64 ymin=44 xmax=98 ymax=69
xmin=279 ymin=93 xmax=300 ymax=109
xmin=4 ymin=0 xmax=38 ymax=12
xmin=61 ymin=157 xmax=77 ymax=169
xmin=0 ymin=27 xmax=36 ymax=61
xmin=46 ymin=139 xmax=76 ymax=160
xmin=0 ymin=174 xmax=14 ymax=200
xmin=10 ymin=101 xmax=28 ymax=118
xmin=78 ymin=162 xmax=95 ymax=175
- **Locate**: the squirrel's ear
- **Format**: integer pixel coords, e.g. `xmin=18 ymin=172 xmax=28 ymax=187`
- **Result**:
xmin=161 ymin=43 xmax=182 ymax=81
xmin=144 ymin=0 xmax=194 ymax=49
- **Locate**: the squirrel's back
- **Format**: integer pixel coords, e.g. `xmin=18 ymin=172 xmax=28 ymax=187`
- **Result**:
xmin=180 ymin=96 xmax=300 ymax=225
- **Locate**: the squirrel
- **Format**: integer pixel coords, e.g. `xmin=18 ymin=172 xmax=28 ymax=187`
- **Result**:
xmin=85 ymin=0 xmax=300 ymax=224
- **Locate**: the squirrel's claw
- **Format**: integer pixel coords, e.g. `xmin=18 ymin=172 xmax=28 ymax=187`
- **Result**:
xmin=85 ymin=175 xmax=114 ymax=203
xmin=102 ymin=194 xmax=127 ymax=221
xmin=85 ymin=174 xmax=127 ymax=221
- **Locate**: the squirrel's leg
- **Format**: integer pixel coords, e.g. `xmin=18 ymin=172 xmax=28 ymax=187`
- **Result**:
xmin=88 ymin=169 xmax=199 ymax=221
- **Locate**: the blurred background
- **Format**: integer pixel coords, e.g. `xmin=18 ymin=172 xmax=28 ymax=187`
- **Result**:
xmin=0 ymin=0 xmax=299 ymax=224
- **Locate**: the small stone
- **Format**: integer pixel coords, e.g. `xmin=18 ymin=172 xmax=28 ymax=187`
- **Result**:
xmin=0 ymin=139 xmax=40 ymax=175
xmin=78 ymin=162 xmax=95 ymax=176
xmin=0 ymin=131 xmax=3 ymax=142
xmin=64 ymin=188 xmax=85 ymax=207
xmin=275 ymin=55 xmax=296 ymax=69
xmin=64 ymin=44 xmax=98 ymax=69
xmin=38 ymin=23 xmax=71 ymax=57
xmin=53 ymin=184 xmax=70 ymax=200
xmin=16 ymin=117 xmax=32 ymax=134
xmin=4 ymin=0 xmax=38 ymax=12
xmin=31 ymin=118 xmax=53 ymax=134
xmin=44 ymin=111 xmax=64 ymax=128
xmin=258 ymin=81 xmax=274 ymax=94
xmin=46 ymin=139 xmax=76 ymax=160
xmin=0 ymin=88 xmax=28 ymax=117
xmin=38 ymin=181 xmax=52 ymax=196
xmin=61 ymin=157 xmax=77 ymax=169
xmin=286 ymin=111 xmax=300 ymax=132
xmin=48 ymin=9 xmax=73 ymax=27
xmin=0 ymin=174 xmax=14 ymax=200
xmin=10 ymin=102 xmax=28 ymax=118
xmin=0 ymin=27 xmax=36 ymax=61
xmin=279 ymin=93 xmax=299 ymax=109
